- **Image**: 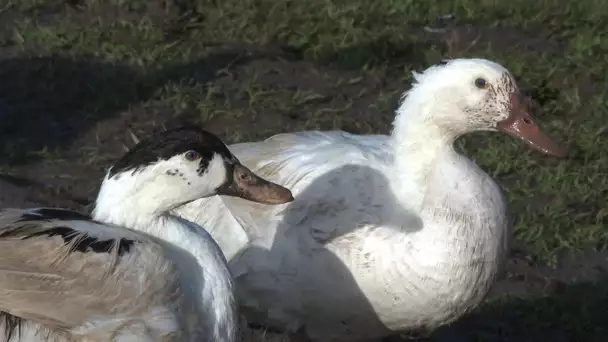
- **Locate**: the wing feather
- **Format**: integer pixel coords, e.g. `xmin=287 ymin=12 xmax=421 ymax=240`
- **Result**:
xmin=0 ymin=208 xmax=181 ymax=337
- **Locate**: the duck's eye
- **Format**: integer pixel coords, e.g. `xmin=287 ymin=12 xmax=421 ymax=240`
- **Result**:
xmin=475 ymin=78 xmax=488 ymax=89
xmin=184 ymin=150 xmax=201 ymax=161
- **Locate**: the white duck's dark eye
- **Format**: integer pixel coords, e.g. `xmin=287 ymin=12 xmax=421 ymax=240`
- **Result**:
xmin=184 ymin=150 xmax=201 ymax=161
xmin=475 ymin=78 xmax=488 ymax=89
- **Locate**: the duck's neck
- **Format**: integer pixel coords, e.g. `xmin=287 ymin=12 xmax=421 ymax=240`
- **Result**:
xmin=388 ymin=97 xmax=459 ymax=213
xmin=92 ymin=174 xmax=237 ymax=342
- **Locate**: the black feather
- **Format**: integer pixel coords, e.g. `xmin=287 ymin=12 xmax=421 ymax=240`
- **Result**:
xmin=0 ymin=311 xmax=23 ymax=341
xmin=22 ymin=226 xmax=134 ymax=256
xmin=5 ymin=208 xmax=135 ymax=256
xmin=17 ymin=208 xmax=90 ymax=222
xmin=109 ymin=127 xmax=236 ymax=178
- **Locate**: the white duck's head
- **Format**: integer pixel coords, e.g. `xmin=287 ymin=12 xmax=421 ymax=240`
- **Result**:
xmin=94 ymin=127 xmax=294 ymax=218
xmin=393 ymin=58 xmax=567 ymax=157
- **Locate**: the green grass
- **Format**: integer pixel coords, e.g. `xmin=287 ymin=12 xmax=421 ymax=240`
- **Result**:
xmin=1 ymin=0 xmax=607 ymax=340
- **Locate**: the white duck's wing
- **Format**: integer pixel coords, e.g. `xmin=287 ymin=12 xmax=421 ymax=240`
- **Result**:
xmin=175 ymin=130 xmax=392 ymax=262
xmin=0 ymin=208 xmax=182 ymax=340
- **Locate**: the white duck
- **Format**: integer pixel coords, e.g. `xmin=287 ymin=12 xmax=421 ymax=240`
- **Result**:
xmin=0 ymin=127 xmax=293 ymax=342
xmin=175 ymin=58 xmax=568 ymax=341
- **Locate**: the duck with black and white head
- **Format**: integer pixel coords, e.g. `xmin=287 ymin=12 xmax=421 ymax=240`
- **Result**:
xmin=0 ymin=127 xmax=293 ymax=342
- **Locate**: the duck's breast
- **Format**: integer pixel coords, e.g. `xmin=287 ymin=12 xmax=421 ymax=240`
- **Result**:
xmin=394 ymin=155 xmax=509 ymax=326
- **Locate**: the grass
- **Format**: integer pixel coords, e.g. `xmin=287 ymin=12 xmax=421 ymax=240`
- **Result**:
xmin=0 ymin=0 xmax=606 ymax=341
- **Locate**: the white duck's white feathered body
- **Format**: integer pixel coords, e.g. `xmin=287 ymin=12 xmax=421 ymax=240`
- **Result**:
xmin=176 ymin=130 xmax=509 ymax=340
xmin=177 ymin=59 xmax=566 ymax=341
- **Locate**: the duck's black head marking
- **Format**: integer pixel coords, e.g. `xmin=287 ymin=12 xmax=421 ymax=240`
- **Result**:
xmin=109 ymin=127 xmax=236 ymax=178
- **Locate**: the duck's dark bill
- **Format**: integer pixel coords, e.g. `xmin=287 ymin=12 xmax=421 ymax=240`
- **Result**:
xmin=497 ymin=93 xmax=568 ymax=158
xmin=217 ymin=164 xmax=294 ymax=205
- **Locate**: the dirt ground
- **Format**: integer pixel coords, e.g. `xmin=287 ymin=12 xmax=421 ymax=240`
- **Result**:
xmin=0 ymin=0 xmax=607 ymax=341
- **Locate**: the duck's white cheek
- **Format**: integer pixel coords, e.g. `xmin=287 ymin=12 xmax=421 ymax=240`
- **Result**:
xmin=205 ymin=156 xmax=229 ymax=187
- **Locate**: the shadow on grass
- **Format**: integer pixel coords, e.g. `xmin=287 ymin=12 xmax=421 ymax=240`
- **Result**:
xmin=0 ymin=50 xmax=274 ymax=166
xmin=434 ymin=275 xmax=608 ymax=342
xmin=0 ymin=35 xmax=440 ymax=168
xmin=416 ymin=248 xmax=608 ymax=342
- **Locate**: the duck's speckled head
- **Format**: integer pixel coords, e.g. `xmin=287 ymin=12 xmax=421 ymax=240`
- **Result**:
xmin=96 ymin=127 xmax=294 ymax=217
xmin=396 ymin=58 xmax=567 ymax=158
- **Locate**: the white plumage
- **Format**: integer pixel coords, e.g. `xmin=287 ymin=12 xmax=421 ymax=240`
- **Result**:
xmin=175 ymin=59 xmax=566 ymax=341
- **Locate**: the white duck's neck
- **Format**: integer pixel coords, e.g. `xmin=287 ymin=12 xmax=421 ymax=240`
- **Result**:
xmin=375 ymin=92 xmax=506 ymax=318
xmin=92 ymin=172 xmax=237 ymax=342
xmin=388 ymin=93 xmax=459 ymax=213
